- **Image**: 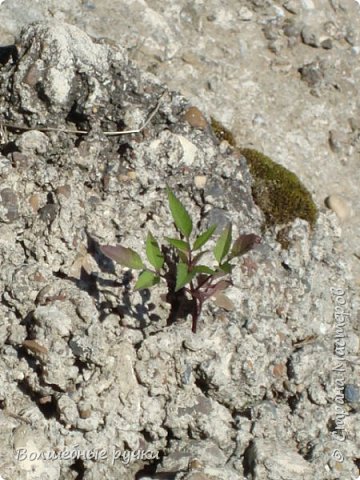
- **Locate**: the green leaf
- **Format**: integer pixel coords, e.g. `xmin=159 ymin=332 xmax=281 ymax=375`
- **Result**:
xmin=100 ymin=245 xmax=144 ymax=269
xmin=219 ymin=261 xmax=233 ymax=274
xmin=146 ymin=231 xmax=164 ymax=270
xmin=213 ymin=223 xmax=232 ymax=264
xmin=134 ymin=270 xmax=160 ymax=290
xmin=192 ymin=250 xmax=208 ymax=266
xmin=178 ymin=250 xmax=189 ymax=263
xmin=230 ymin=234 xmax=261 ymax=258
xmin=167 ymin=187 xmax=193 ymax=238
xmin=193 ymin=265 xmax=216 ymax=275
xmin=193 ymin=225 xmax=216 ymax=250
xmin=165 ymin=237 xmax=190 ymax=253
xmin=175 ymin=263 xmax=196 ymax=292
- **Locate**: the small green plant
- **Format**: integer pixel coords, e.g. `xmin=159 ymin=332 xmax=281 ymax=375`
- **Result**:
xmin=100 ymin=188 xmax=260 ymax=333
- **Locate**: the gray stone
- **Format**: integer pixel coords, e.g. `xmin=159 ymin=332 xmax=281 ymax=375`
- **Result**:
xmin=344 ymin=384 xmax=360 ymax=404
xmin=245 ymin=439 xmax=314 ymax=479
xmin=301 ymin=25 xmax=321 ymax=47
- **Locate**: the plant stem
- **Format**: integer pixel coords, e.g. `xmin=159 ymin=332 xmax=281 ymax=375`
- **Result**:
xmin=192 ymin=298 xmax=202 ymax=333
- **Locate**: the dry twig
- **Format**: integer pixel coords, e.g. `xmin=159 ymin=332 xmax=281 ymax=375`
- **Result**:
xmin=0 ymin=90 xmax=167 ymax=138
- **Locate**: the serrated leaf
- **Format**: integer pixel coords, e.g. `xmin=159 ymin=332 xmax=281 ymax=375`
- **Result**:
xmin=167 ymin=188 xmax=193 ymax=238
xmin=146 ymin=231 xmax=164 ymax=270
xmin=134 ymin=270 xmax=160 ymax=290
xmin=175 ymin=263 xmax=196 ymax=292
xmin=193 ymin=265 xmax=216 ymax=275
xmin=100 ymin=245 xmax=144 ymax=269
xmin=193 ymin=225 xmax=216 ymax=250
xmin=213 ymin=223 xmax=232 ymax=264
xmin=165 ymin=237 xmax=190 ymax=253
xmin=230 ymin=234 xmax=261 ymax=258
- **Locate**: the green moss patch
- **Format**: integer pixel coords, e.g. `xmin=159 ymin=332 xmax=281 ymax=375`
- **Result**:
xmin=240 ymin=148 xmax=318 ymax=228
xmin=210 ymin=117 xmax=237 ymax=147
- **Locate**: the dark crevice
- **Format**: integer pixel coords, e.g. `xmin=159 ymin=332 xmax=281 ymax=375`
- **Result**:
xmin=0 ymin=45 xmax=18 ymax=65
xmin=70 ymin=459 xmax=85 ymax=479
xmin=288 ymin=393 xmax=301 ymax=413
xmin=242 ymin=441 xmax=254 ymax=477
xmin=134 ymin=450 xmax=167 ymax=479
xmin=65 ymin=99 xmax=90 ymax=131
xmin=0 ymin=141 xmax=18 ymax=156
xmin=194 ymin=375 xmax=210 ymax=396
xmin=17 ymin=378 xmax=58 ymax=419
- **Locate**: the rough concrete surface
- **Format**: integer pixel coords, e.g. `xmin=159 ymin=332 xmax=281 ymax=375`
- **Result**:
xmin=0 ymin=2 xmax=359 ymax=480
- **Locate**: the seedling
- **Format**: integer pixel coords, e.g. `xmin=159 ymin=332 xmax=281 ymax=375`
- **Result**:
xmin=100 ymin=188 xmax=260 ymax=333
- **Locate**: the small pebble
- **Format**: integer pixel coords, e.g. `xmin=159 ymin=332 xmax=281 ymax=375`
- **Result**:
xmin=238 ymin=6 xmax=253 ymax=21
xmin=194 ymin=175 xmax=207 ymax=189
xmin=0 ymin=188 xmax=19 ymax=223
xmin=15 ymin=130 xmax=49 ymax=154
xmin=272 ymin=363 xmax=286 ymax=378
xmin=301 ymin=0 xmax=315 ymax=9
xmin=183 ymin=106 xmax=208 ymax=129
xmin=283 ymin=20 xmax=303 ymax=38
xmin=299 ymin=61 xmax=324 ymax=87
xmin=301 ymin=26 xmax=320 ymax=47
xmin=321 ymin=38 xmax=333 ymax=49
xmin=28 ymin=193 xmax=42 ymax=212
xmin=283 ymin=0 xmax=300 ymax=14
xmin=324 ymin=194 xmax=352 ymax=221
xmin=344 ymin=384 xmax=359 ymax=404
xmin=56 ymin=185 xmax=71 ymax=198
xmin=329 ymin=129 xmax=347 ymax=153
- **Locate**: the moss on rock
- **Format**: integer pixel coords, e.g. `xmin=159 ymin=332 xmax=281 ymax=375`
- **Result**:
xmin=240 ymin=148 xmax=318 ymax=228
xmin=210 ymin=117 xmax=237 ymax=147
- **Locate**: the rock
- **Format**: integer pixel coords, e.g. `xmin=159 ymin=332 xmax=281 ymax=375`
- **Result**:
xmin=328 ymin=129 xmax=348 ymax=153
xmin=344 ymin=384 xmax=360 ymax=404
xmin=245 ymin=439 xmax=314 ymax=478
xmin=15 ymin=130 xmax=49 ymax=154
xmin=321 ymin=38 xmax=333 ymax=49
xmin=283 ymin=0 xmax=300 ymax=14
xmin=0 ymin=188 xmax=19 ymax=223
xmin=298 ymin=60 xmax=325 ymax=87
xmin=194 ymin=175 xmax=207 ymax=189
xmin=238 ymin=6 xmax=254 ymax=21
xmin=301 ymin=0 xmax=315 ymax=9
xmin=183 ymin=106 xmax=208 ymax=129
xmin=301 ymin=25 xmax=321 ymax=47
xmin=283 ymin=20 xmax=303 ymax=38
xmin=325 ymin=194 xmax=352 ymax=221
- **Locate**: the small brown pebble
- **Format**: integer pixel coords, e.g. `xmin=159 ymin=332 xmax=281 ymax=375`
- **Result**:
xmin=272 ymin=363 xmax=286 ymax=378
xmin=23 ymin=339 xmax=48 ymax=355
xmin=32 ymin=271 xmax=46 ymax=282
xmin=188 ymin=458 xmax=203 ymax=470
xmin=23 ymin=64 xmax=41 ymax=87
xmin=0 ymin=188 xmax=19 ymax=222
xmin=79 ymin=408 xmax=92 ymax=419
xmin=183 ymin=106 xmax=208 ymax=129
xmin=56 ymin=185 xmax=71 ymax=198
xmin=28 ymin=194 xmax=42 ymax=212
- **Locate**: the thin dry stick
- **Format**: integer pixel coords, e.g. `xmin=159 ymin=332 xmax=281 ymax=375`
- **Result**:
xmin=0 ymin=90 xmax=168 ymax=137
